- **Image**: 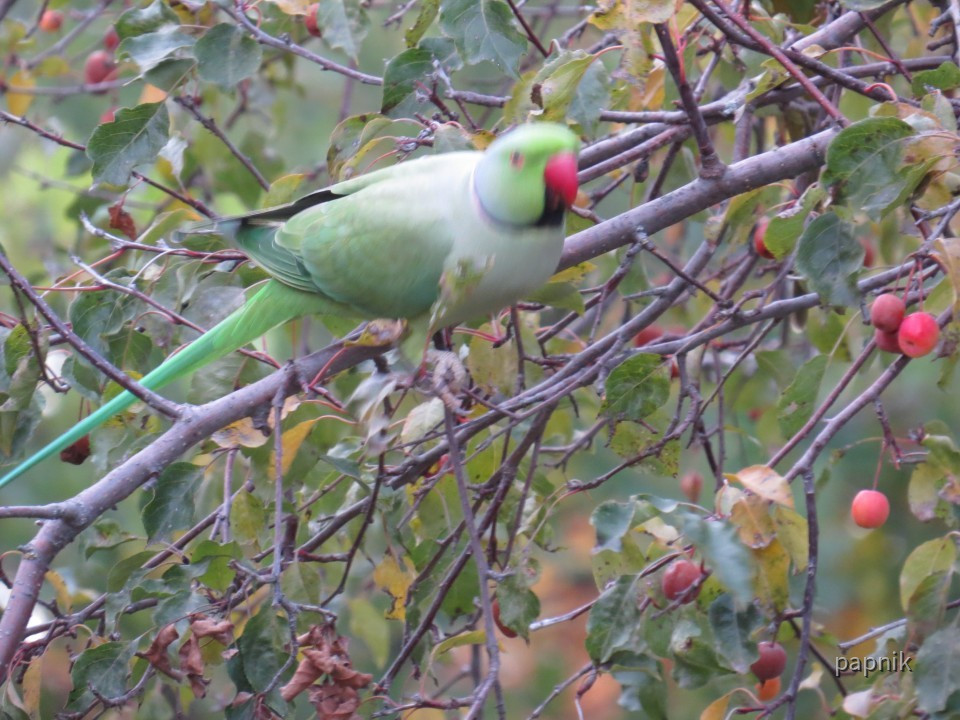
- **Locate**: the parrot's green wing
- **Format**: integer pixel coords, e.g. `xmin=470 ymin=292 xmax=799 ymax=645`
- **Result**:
xmin=236 ymin=153 xmax=478 ymax=320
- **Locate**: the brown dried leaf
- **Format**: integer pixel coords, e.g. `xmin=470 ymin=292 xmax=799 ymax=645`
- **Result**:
xmin=178 ymin=634 xmax=208 ymax=698
xmin=308 ymin=683 xmax=361 ymax=720
xmin=280 ymin=650 xmax=326 ymax=702
xmin=108 ymin=203 xmax=137 ymax=240
xmin=140 ymin=624 xmax=182 ymax=679
xmin=189 ymin=615 xmax=234 ymax=645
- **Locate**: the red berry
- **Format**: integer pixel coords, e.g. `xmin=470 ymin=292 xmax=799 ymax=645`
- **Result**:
xmin=851 ymin=489 xmax=890 ymax=529
xmin=680 ymin=472 xmax=702 ymax=503
xmin=669 ymin=357 xmax=680 ymax=380
xmin=898 ymin=312 xmax=939 ymax=358
xmin=754 ymin=217 xmax=774 ymax=259
xmin=99 ymin=107 xmax=116 ymax=123
xmin=39 ymin=10 xmax=63 ymax=32
xmin=492 ymin=598 xmax=517 ymax=638
xmin=304 ymin=4 xmax=321 ymax=37
xmin=85 ymin=50 xmax=117 ymax=87
xmin=104 ymin=26 xmax=120 ymax=51
xmin=59 ymin=434 xmax=91 ymax=465
xmin=861 ymin=239 xmax=876 ymax=268
xmin=751 ymin=641 xmax=787 ymax=682
xmin=633 ymin=324 xmax=663 ymax=348
xmin=874 ymin=329 xmax=901 ymax=354
xmin=661 ymin=559 xmax=702 ymax=603
xmin=870 ymin=293 xmax=905 ymax=333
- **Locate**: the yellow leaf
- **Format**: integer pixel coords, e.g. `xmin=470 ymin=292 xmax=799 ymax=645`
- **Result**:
xmin=373 ymin=552 xmax=415 ymax=620
xmin=842 ymin=689 xmax=877 ymax=718
xmin=730 ymin=495 xmax=776 ymax=549
xmin=267 ymin=0 xmax=311 ymax=14
xmin=44 ymin=569 xmax=72 ymax=611
xmin=431 ymin=630 xmax=486 ymax=660
xmin=6 ymin=69 xmax=35 ymax=116
xmin=548 ymin=261 xmax=596 ymax=285
xmin=699 ymin=690 xmax=738 ymax=720
xmin=269 ymin=418 xmax=320 ymax=479
xmin=139 ymin=83 xmax=167 ymax=104
xmin=213 ymin=417 xmax=270 ymax=448
xmin=726 ymin=465 xmax=794 ymax=508
xmin=22 ymin=656 xmax=42 ymax=720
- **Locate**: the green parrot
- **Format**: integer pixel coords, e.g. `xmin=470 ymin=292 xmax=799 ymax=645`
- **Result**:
xmin=0 ymin=123 xmax=580 ymax=489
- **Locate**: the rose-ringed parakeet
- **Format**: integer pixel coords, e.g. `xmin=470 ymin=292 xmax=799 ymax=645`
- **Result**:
xmin=0 ymin=122 xmax=579 ymax=489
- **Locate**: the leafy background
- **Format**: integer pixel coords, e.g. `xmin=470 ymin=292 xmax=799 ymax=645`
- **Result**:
xmin=2 ymin=0 xmax=960 ymax=719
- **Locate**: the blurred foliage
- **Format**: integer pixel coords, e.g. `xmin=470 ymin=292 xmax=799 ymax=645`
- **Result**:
xmin=1 ymin=1 xmax=960 ymax=719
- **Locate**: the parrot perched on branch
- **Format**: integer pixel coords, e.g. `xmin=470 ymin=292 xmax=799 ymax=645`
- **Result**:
xmin=0 ymin=123 xmax=580 ymax=489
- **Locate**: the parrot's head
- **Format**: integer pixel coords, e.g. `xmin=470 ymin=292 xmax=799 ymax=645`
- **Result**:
xmin=474 ymin=123 xmax=580 ymax=227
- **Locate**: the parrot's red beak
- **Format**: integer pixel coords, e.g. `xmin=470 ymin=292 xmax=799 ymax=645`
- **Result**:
xmin=544 ymin=152 xmax=579 ymax=207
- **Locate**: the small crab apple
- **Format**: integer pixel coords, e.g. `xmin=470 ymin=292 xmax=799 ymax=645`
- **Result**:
xmin=870 ymin=293 xmax=905 ymax=333
xmin=661 ymin=558 xmax=702 ymax=603
xmin=103 ymin=26 xmax=120 ymax=51
xmin=304 ymin=4 xmax=321 ymax=37
xmin=39 ymin=10 xmax=63 ymax=32
xmin=851 ymin=489 xmax=890 ymax=529
xmin=754 ymin=217 xmax=774 ymax=259
xmin=85 ymin=50 xmax=117 ymax=86
xmin=751 ymin=641 xmax=787 ymax=682
xmin=861 ymin=239 xmax=876 ymax=268
xmin=100 ymin=107 xmax=116 ymax=124
xmin=874 ymin=329 xmax=901 ymax=354
xmin=680 ymin=472 xmax=703 ymax=503
xmin=898 ymin=312 xmax=939 ymax=358
xmin=633 ymin=324 xmax=663 ymax=348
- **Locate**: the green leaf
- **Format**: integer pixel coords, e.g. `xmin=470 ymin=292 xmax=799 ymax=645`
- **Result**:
xmin=586 ymin=574 xmax=646 ymax=663
xmin=763 ymin=184 xmax=825 ymax=259
xmin=900 ymin=536 xmax=956 ymax=611
xmin=439 ymin=0 xmax=527 ymax=76
xmin=68 ymin=642 xmax=135 ymax=705
xmin=568 ymin=59 xmax=610 ymax=135
xmin=195 ymin=24 xmax=262 ymax=89
xmin=916 ymin=626 xmax=960 ymax=713
xmin=531 ymin=50 xmax=598 ymax=124
xmin=526 ymin=280 xmax=584 ymax=314
xmin=591 ymin=500 xmax=637 ymax=552
xmin=117 ymin=28 xmax=194 ymax=73
xmin=823 ymin=117 xmax=927 ymax=215
xmin=467 ymin=325 xmax=518 ymax=395
xmin=681 ymin=514 xmax=753 ymax=607
xmin=912 ymin=62 xmax=960 ymax=96
xmin=613 ymin=653 xmax=667 ymax=718
xmin=497 ymin=573 xmax=540 ymax=640
xmin=777 ymin=355 xmax=827 ymax=438
xmin=115 ymin=0 xmax=179 ymax=39
xmin=144 ymin=57 xmax=195 ymax=91
xmin=795 ymin=212 xmax=863 ymax=307
xmin=772 ymin=506 xmax=809 ymax=572
xmin=238 ymin=604 xmax=288 ymax=692
xmin=141 ymin=463 xmax=202 ymax=542
xmin=708 ymin=594 xmax=762 ymax=674
xmin=381 ymin=47 xmax=434 ymax=115
xmin=315 ymin=0 xmax=368 ymax=60
xmin=405 ymin=0 xmax=440 ymax=47
xmin=602 ymin=353 xmax=671 ymax=422
xmin=68 ymin=287 xmax=136 ymax=358
xmin=87 ymin=102 xmax=170 ymax=186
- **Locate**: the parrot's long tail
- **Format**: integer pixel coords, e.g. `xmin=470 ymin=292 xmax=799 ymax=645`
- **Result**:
xmin=0 ymin=280 xmax=338 ymax=490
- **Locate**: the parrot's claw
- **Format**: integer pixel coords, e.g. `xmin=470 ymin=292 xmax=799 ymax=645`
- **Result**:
xmin=425 ymin=349 xmax=469 ymax=415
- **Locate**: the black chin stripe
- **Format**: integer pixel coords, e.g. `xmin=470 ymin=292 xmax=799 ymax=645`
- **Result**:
xmin=535 ymin=188 xmax=566 ymax=227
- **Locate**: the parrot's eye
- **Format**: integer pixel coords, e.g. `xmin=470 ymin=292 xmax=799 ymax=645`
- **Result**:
xmin=509 ymin=151 xmax=524 ymax=169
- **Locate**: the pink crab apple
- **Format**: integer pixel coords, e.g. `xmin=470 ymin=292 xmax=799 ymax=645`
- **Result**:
xmin=870 ymin=293 xmax=905 ymax=333
xmin=898 ymin=312 xmax=939 ymax=358
xmin=661 ymin=559 xmax=702 ymax=603
xmin=851 ymin=489 xmax=890 ymax=529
